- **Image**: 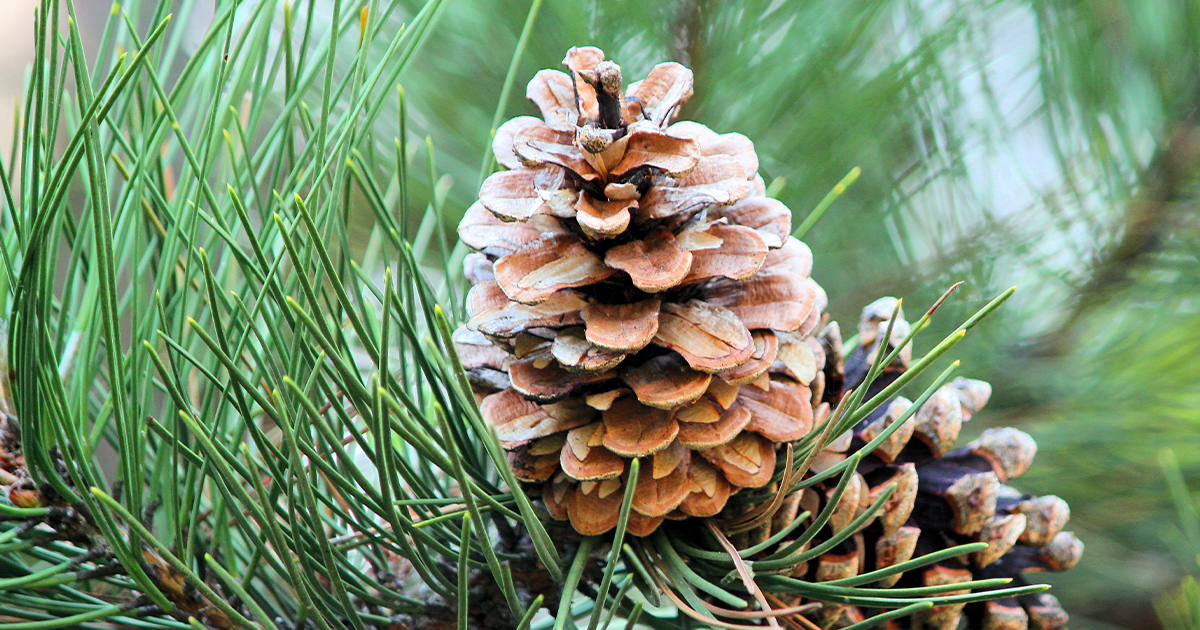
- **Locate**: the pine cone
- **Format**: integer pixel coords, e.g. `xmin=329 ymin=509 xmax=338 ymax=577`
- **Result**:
xmin=456 ymin=47 xmax=826 ymax=537
xmin=786 ymin=300 xmax=1083 ymax=630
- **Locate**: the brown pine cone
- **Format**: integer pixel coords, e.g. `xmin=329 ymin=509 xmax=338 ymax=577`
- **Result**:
xmin=455 ymin=47 xmax=825 ymax=536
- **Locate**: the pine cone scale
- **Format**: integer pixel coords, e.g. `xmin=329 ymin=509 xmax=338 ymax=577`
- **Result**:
xmin=599 ymin=398 xmax=679 ymax=457
xmin=620 ymin=353 xmax=711 ymax=408
xmin=579 ymin=299 xmax=660 ymax=351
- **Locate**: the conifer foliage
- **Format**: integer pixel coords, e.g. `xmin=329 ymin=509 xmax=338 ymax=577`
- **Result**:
xmin=0 ymin=2 xmax=1079 ymax=629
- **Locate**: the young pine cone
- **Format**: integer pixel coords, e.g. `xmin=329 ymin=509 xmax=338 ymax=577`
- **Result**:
xmin=455 ymin=47 xmax=825 ymax=536
xmin=782 ymin=299 xmax=1082 ymax=630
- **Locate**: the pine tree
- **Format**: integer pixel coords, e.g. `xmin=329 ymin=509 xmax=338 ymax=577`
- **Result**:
xmin=0 ymin=2 xmax=1078 ymax=629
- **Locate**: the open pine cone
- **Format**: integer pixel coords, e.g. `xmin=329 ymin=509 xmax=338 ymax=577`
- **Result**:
xmin=773 ymin=299 xmax=1084 ymax=630
xmin=455 ymin=47 xmax=825 ymax=536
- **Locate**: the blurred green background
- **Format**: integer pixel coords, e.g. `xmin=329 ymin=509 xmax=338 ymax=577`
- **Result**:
xmin=9 ymin=0 xmax=1200 ymax=627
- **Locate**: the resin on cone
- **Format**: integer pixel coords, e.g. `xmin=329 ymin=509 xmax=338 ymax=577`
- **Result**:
xmin=456 ymin=47 xmax=826 ymax=536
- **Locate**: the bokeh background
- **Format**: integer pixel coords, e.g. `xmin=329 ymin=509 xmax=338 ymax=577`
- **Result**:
xmin=6 ymin=1 xmax=1200 ymax=627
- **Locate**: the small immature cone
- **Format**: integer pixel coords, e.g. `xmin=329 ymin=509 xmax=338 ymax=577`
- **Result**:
xmin=461 ymin=47 xmax=829 ymax=536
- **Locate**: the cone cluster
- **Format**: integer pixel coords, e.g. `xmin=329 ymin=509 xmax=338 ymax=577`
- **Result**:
xmin=456 ymin=47 xmax=827 ymax=536
xmin=454 ymin=48 xmax=1082 ymax=627
xmin=773 ymin=299 xmax=1083 ymax=630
